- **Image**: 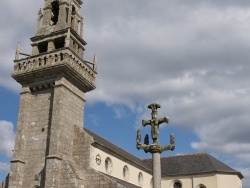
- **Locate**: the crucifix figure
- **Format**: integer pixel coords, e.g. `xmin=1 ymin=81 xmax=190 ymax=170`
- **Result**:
xmin=142 ymin=103 xmax=169 ymax=142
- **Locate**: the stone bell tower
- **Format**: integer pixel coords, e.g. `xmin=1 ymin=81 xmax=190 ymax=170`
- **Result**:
xmin=8 ymin=0 xmax=97 ymax=187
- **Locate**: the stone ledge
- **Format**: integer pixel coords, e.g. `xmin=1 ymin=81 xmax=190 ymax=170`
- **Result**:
xmin=12 ymin=48 xmax=96 ymax=93
xmin=10 ymin=159 xmax=25 ymax=164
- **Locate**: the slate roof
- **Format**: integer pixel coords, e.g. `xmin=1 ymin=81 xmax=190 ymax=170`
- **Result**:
xmin=143 ymin=153 xmax=244 ymax=179
xmin=84 ymin=128 xmax=243 ymax=179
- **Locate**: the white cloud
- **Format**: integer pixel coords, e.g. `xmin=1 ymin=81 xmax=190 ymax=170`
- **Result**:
xmin=0 ymin=121 xmax=15 ymax=157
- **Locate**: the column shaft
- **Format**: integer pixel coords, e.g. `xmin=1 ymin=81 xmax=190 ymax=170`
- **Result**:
xmin=152 ymin=152 xmax=161 ymax=188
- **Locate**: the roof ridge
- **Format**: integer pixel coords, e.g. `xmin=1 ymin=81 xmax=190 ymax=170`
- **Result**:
xmin=204 ymin=153 xmax=217 ymax=172
xmin=162 ymin=152 xmax=208 ymax=159
xmin=142 ymin=153 xmax=209 ymax=162
xmin=206 ymin=153 xmax=236 ymax=172
xmin=205 ymin=154 xmax=244 ymax=178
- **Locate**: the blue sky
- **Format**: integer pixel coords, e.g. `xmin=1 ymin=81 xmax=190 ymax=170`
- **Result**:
xmin=1 ymin=0 xmax=250 ymax=187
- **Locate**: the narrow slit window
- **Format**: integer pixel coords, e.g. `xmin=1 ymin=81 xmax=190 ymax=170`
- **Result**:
xmin=66 ymin=8 xmax=69 ymax=23
xmin=51 ymin=1 xmax=59 ymax=25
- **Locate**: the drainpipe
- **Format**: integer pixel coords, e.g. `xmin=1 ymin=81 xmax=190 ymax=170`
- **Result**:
xmin=192 ymin=174 xmax=194 ymax=188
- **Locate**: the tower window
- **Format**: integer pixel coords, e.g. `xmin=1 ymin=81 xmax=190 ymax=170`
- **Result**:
xmin=51 ymin=1 xmax=59 ymax=25
xmin=38 ymin=41 xmax=48 ymax=53
xmin=54 ymin=37 xmax=65 ymax=49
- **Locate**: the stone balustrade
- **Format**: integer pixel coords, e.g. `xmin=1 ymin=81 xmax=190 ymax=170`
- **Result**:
xmin=13 ymin=49 xmax=96 ymax=84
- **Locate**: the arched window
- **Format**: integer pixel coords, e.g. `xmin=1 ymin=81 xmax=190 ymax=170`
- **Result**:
xmin=105 ymin=157 xmax=112 ymax=174
xmin=138 ymin=172 xmax=143 ymax=187
xmin=123 ymin=165 xmax=129 ymax=181
xmin=173 ymin=181 xmax=182 ymax=188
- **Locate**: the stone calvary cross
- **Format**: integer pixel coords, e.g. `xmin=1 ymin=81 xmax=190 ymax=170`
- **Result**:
xmin=136 ymin=103 xmax=175 ymax=188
